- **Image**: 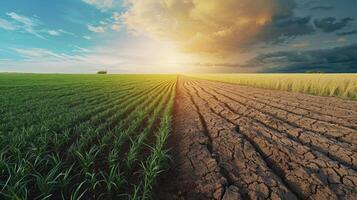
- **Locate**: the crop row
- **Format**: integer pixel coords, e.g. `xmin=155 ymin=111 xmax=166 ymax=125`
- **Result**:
xmin=0 ymin=74 xmax=176 ymax=199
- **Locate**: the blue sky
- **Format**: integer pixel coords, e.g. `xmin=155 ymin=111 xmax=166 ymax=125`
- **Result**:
xmin=0 ymin=0 xmax=357 ymax=73
xmin=0 ymin=0 xmax=136 ymax=73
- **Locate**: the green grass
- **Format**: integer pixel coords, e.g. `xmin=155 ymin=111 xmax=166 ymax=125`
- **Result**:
xmin=0 ymin=74 xmax=176 ymax=200
xmin=188 ymin=73 xmax=357 ymax=100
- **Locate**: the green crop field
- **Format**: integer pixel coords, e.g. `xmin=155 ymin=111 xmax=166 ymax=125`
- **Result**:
xmin=188 ymin=73 xmax=357 ymax=100
xmin=0 ymin=74 xmax=176 ymax=199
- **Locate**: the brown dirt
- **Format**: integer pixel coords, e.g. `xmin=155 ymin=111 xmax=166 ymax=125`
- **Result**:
xmin=156 ymin=76 xmax=357 ymax=200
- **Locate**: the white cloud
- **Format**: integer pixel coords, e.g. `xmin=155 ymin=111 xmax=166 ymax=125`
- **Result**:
xmin=12 ymin=48 xmax=64 ymax=59
xmin=47 ymin=29 xmax=75 ymax=37
xmin=48 ymin=30 xmax=60 ymax=36
xmin=88 ymin=24 xmax=105 ymax=33
xmin=58 ymin=29 xmax=75 ymax=36
xmin=0 ymin=18 xmax=17 ymax=30
xmin=82 ymin=0 xmax=113 ymax=11
xmin=85 ymin=12 xmax=122 ymax=34
xmin=110 ymin=12 xmax=122 ymax=32
xmin=112 ymin=12 xmax=121 ymax=21
xmin=87 ymin=12 xmax=124 ymax=33
xmin=1 ymin=12 xmax=72 ymax=39
xmin=6 ymin=12 xmax=37 ymax=27
xmin=73 ymin=46 xmax=91 ymax=53
xmin=29 ymin=29 xmax=47 ymax=39
xmin=3 ymin=12 xmax=44 ymax=39
xmin=111 ymin=23 xmax=121 ymax=31
xmin=83 ymin=35 xmax=92 ymax=40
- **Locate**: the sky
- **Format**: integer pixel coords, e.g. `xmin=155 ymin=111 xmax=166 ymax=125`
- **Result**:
xmin=0 ymin=0 xmax=357 ymax=73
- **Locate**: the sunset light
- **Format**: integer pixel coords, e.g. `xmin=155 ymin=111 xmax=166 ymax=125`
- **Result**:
xmin=0 ymin=1 xmax=356 ymax=199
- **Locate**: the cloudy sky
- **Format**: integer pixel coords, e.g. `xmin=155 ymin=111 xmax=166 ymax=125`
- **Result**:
xmin=0 ymin=0 xmax=357 ymax=73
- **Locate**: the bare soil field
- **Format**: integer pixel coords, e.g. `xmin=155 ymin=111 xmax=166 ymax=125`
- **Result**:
xmin=156 ymin=76 xmax=357 ymax=200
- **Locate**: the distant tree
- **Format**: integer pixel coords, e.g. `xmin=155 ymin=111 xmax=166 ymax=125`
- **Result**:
xmin=97 ymin=71 xmax=107 ymax=74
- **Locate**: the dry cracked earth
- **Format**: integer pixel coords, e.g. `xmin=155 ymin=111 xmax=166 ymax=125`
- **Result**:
xmin=155 ymin=76 xmax=357 ymax=200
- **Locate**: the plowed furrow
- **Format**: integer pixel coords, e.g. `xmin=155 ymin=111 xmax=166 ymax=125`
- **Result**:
xmin=203 ymin=81 xmax=357 ymax=149
xmin=184 ymin=81 xmax=298 ymax=200
xmin=207 ymin=81 xmax=357 ymax=129
xmin=186 ymin=82 xmax=240 ymax=200
xmin=187 ymin=78 xmax=357 ymax=199
xmin=158 ymin=79 xmax=228 ymax=200
xmin=194 ymin=82 xmax=357 ymax=169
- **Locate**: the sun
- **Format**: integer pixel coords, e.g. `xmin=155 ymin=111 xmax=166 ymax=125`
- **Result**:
xmin=130 ymin=38 xmax=197 ymax=73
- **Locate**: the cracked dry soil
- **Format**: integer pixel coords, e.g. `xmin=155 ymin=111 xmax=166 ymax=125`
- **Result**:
xmin=154 ymin=76 xmax=357 ymax=200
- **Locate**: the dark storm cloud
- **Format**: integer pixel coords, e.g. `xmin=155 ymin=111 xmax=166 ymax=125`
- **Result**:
xmin=309 ymin=6 xmax=334 ymax=11
xmin=247 ymin=43 xmax=357 ymax=72
xmin=254 ymin=2 xmax=317 ymax=45
xmin=314 ymin=17 xmax=354 ymax=32
xmin=261 ymin=16 xmax=315 ymax=44
xmin=337 ymin=29 xmax=357 ymax=36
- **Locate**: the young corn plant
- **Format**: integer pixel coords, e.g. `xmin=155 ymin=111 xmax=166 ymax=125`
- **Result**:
xmin=74 ymin=146 xmax=100 ymax=174
xmin=26 ymin=151 xmax=49 ymax=171
xmin=98 ymin=133 xmax=112 ymax=150
xmin=128 ymin=184 xmax=141 ymax=200
xmin=85 ymin=171 xmax=101 ymax=198
xmin=108 ymin=149 xmax=119 ymax=170
xmin=0 ymin=161 xmax=11 ymax=197
xmin=99 ymin=165 xmax=125 ymax=195
xmin=51 ymin=129 xmax=70 ymax=153
xmin=140 ymin=147 xmax=170 ymax=200
xmin=0 ymin=187 xmax=28 ymax=200
xmin=1 ymin=160 xmax=32 ymax=200
xmin=58 ymin=164 xmax=74 ymax=189
xmin=32 ymin=162 xmax=62 ymax=199
xmin=126 ymin=115 xmax=155 ymax=169
xmin=68 ymin=181 xmax=87 ymax=200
